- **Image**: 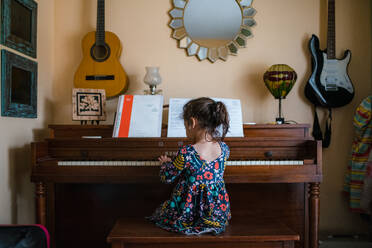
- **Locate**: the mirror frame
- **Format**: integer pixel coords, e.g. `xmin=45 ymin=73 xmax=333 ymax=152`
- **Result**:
xmin=169 ymin=0 xmax=256 ymax=63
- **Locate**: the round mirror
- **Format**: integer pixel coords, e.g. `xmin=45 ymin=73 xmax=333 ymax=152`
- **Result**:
xmin=169 ymin=0 xmax=257 ymax=63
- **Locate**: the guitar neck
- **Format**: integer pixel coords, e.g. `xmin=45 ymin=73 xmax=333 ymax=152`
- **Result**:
xmin=327 ymin=0 xmax=336 ymax=59
xmin=96 ymin=0 xmax=105 ymax=45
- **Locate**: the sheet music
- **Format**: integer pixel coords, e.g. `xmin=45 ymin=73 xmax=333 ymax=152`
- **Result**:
xmin=167 ymin=98 xmax=190 ymax=137
xmin=167 ymin=98 xmax=243 ymax=137
xmin=129 ymin=95 xmax=163 ymax=137
xmin=213 ymin=98 xmax=244 ymax=137
xmin=113 ymin=95 xmax=163 ymax=137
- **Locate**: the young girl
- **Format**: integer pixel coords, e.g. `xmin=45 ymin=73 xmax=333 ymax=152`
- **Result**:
xmin=148 ymin=97 xmax=231 ymax=235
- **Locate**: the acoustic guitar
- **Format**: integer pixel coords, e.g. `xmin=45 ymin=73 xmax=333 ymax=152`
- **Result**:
xmin=305 ymin=0 xmax=354 ymax=108
xmin=74 ymin=0 xmax=128 ymax=98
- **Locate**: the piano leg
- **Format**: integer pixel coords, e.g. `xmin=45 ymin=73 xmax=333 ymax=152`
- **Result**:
xmin=35 ymin=182 xmax=47 ymax=226
xmin=309 ymin=183 xmax=320 ymax=248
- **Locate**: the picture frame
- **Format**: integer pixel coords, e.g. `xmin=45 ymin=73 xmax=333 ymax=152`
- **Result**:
xmin=72 ymin=88 xmax=106 ymax=123
xmin=1 ymin=49 xmax=37 ymax=118
xmin=1 ymin=0 xmax=38 ymax=58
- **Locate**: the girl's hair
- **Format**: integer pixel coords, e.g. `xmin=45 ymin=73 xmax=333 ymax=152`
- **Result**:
xmin=183 ymin=97 xmax=230 ymax=141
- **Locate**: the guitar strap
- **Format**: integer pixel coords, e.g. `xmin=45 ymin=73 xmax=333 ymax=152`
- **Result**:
xmin=312 ymin=106 xmax=332 ymax=148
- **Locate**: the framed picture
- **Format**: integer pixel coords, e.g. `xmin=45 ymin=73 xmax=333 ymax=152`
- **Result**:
xmin=1 ymin=0 xmax=37 ymax=58
xmin=1 ymin=49 xmax=37 ymax=118
xmin=72 ymin=88 xmax=106 ymax=122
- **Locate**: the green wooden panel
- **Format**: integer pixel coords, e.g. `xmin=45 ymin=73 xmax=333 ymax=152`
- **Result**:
xmin=1 ymin=49 xmax=38 ymax=118
xmin=1 ymin=0 xmax=37 ymax=58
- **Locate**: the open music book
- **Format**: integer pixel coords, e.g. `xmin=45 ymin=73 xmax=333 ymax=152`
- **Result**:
xmin=113 ymin=95 xmax=163 ymax=137
xmin=167 ymin=98 xmax=244 ymax=137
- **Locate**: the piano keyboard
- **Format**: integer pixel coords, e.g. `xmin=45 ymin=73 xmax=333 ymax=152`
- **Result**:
xmin=57 ymin=160 xmax=304 ymax=166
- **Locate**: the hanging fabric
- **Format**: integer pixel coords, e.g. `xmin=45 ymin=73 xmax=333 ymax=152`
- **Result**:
xmin=344 ymin=96 xmax=372 ymax=212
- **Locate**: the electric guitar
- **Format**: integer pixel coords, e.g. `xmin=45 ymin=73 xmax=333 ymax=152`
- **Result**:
xmin=74 ymin=0 xmax=128 ymax=98
xmin=305 ymin=0 xmax=354 ymax=108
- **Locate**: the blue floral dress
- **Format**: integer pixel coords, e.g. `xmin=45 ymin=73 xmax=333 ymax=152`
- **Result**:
xmin=148 ymin=142 xmax=231 ymax=235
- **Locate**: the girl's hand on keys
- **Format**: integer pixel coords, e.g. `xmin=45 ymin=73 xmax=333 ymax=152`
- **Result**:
xmin=158 ymin=155 xmax=171 ymax=164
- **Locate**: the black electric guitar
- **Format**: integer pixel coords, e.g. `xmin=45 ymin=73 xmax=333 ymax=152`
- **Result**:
xmin=305 ymin=0 xmax=354 ymax=108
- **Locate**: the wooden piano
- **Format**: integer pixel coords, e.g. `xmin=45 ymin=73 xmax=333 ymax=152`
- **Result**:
xmin=31 ymin=124 xmax=322 ymax=248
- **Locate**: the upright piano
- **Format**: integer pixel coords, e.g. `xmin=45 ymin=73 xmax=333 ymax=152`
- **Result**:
xmin=31 ymin=124 xmax=322 ymax=248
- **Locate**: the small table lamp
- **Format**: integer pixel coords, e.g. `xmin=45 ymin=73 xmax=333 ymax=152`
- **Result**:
xmin=263 ymin=64 xmax=297 ymax=124
xmin=144 ymin=66 xmax=162 ymax=95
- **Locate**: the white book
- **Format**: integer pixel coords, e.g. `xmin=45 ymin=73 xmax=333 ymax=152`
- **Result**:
xmin=113 ymin=95 xmax=163 ymax=137
xmin=167 ymin=98 xmax=244 ymax=137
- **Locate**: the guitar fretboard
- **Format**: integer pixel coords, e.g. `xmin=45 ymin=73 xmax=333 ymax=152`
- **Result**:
xmin=327 ymin=0 xmax=335 ymax=59
xmin=96 ymin=0 xmax=105 ymax=45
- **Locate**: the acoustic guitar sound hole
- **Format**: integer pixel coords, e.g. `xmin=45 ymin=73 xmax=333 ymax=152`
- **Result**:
xmin=90 ymin=43 xmax=111 ymax=62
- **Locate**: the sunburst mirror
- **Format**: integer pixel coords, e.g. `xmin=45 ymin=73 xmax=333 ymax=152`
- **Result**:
xmin=169 ymin=0 xmax=256 ymax=63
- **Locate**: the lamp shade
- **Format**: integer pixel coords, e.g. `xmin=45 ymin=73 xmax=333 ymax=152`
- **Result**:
xmin=263 ymin=64 xmax=297 ymax=99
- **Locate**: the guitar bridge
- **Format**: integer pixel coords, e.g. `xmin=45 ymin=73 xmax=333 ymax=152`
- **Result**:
xmin=86 ymin=75 xmax=115 ymax=80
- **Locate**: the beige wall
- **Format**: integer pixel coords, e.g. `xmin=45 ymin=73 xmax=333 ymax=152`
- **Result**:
xmin=53 ymin=0 xmax=372 ymax=233
xmin=0 ymin=0 xmax=371 ymax=235
xmin=0 ymin=0 xmax=54 ymax=223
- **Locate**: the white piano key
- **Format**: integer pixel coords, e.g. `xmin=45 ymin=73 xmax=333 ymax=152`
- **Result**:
xmin=57 ymin=160 xmax=305 ymax=167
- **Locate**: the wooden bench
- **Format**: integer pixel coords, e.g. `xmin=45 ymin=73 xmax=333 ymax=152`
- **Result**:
xmin=107 ymin=217 xmax=300 ymax=248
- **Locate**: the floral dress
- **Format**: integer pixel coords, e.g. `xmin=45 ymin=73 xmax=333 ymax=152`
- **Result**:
xmin=148 ymin=142 xmax=231 ymax=235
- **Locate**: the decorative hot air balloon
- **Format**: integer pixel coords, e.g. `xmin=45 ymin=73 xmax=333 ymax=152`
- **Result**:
xmin=263 ymin=64 xmax=297 ymax=124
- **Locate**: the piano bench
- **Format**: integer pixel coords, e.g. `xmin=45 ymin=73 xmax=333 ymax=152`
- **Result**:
xmin=107 ymin=217 xmax=300 ymax=248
